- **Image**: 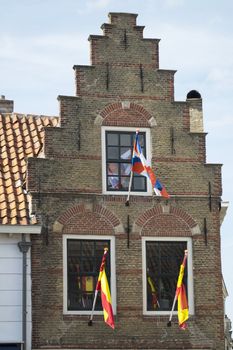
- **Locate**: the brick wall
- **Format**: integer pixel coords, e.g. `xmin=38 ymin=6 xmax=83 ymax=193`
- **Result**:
xmin=28 ymin=12 xmax=225 ymax=350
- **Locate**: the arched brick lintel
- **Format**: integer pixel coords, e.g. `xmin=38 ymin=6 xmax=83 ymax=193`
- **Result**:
xmin=97 ymin=102 xmax=156 ymax=127
xmin=135 ymin=204 xmax=200 ymax=237
xmin=54 ymin=203 xmax=123 ymax=234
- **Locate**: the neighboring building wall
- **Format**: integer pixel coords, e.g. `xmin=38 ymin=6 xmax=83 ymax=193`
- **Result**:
xmin=0 ymin=233 xmax=31 ymax=349
xmin=224 ymin=315 xmax=233 ymax=350
xmin=27 ymin=13 xmax=225 ymax=349
xmin=0 ymin=112 xmax=59 ymax=350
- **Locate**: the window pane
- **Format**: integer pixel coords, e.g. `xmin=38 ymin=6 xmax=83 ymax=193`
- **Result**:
xmin=120 ymin=147 xmax=131 ymax=160
xmin=133 ymin=176 xmax=146 ymax=191
xmin=67 ymin=240 xmax=81 ymax=256
xmin=120 ymin=176 xmax=129 ymax=190
xmin=82 ymin=257 xmax=94 ymax=273
xmin=107 ymin=176 xmax=120 ymax=190
xmin=121 ymin=163 xmax=131 ymax=176
xmin=107 ymin=133 xmax=118 ymax=146
xmin=82 ymin=241 xmax=94 ymax=257
xmin=107 ymin=146 xmax=119 ymax=160
xmin=95 ymin=240 xmax=110 ymax=257
xmin=67 ymin=239 xmax=111 ymax=311
xmin=138 ymin=134 xmax=145 ymax=147
xmin=146 ymin=241 xmax=187 ymax=311
xmin=107 ymin=163 xmax=119 ymax=175
xmin=120 ymin=134 xmax=131 ymax=146
xmin=68 ymin=257 xmax=81 ymax=273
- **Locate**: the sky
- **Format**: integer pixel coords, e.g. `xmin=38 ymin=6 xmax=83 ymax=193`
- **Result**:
xmin=1 ymin=0 xmax=233 ymax=324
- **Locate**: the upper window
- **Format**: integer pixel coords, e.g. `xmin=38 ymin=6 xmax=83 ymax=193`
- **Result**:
xmin=142 ymin=237 xmax=194 ymax=315
xmin=63 ymin=235 xmax=116 ymax=315
xmin=102 ymin=127 xmax=151 ymax=195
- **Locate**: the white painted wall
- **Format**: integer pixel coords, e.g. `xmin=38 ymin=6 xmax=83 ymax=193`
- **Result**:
xmin=0 ymin=233 xmax=31 ymax=349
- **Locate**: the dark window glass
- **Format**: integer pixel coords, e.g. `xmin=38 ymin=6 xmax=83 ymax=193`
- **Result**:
xmin=107 ymin=133 xmax=118 ymax=146
xmin=106 ymin=131 xmax=146 ymax=192
xmin=146 ymin=241 xmax=187 ymax=311
xmin=67 ymin=239 xmax=111 ymax=311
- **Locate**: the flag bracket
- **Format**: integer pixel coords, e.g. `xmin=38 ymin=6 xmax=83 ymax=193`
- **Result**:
xmin=106 ymin=63 xmax=109 ymax=90
xmin=42 ymin=214 xmax=49 ymax=246
xmin=123 ymin=29 xmax=127 ymax=49
xmin=204 ymin=217 xmax=208 ymax=246
xmin=208 ymin=182 xmax=212 ymax=211
xmin=140 ymin=64 xmax=144 ymax=92
xmin=126 ymin=215 xmax=131 ymax=248
xmin=170 ymin=127 xmax=176 ymax=155
xmin=77 ymin=121 xmax=81 ymax=150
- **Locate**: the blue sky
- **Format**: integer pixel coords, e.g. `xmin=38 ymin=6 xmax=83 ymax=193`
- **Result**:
xmin=1 ymin=0 xmax=233 ymax=322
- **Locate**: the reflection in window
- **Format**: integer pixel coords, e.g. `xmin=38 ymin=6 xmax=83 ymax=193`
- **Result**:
xmin=146 ymin=241 xmax=187 ymax=311
xmin=67 ymin=239 xmax=111 ymax=311
xmin=106 ymin=131 xmax=146 ymax=191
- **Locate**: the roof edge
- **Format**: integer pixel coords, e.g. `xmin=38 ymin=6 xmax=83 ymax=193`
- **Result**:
xmin=0 ymin=225 xmax=42 ymax=234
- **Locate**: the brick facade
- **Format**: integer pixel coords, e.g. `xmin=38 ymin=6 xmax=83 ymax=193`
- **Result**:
xmin=27 ymin=13 xmax=225 ymax=349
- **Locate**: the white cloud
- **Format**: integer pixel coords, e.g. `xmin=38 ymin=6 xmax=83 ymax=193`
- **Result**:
xmin=163 ymin=0 xmax=184 ymax=9
xmin=0 ymin=33 xmax=89 ymax=68
xmin=206 ymin=115 xmax=233 ymax=129
xmin=156 ymin=24 xmax=233 ymax=71
xmin=206 ymin=68 xmax=233 ymax=89
xmin=91 ymin=0 xmax=111 ymax=8
xmin=76 ymin=0 xmax=111 ymax=14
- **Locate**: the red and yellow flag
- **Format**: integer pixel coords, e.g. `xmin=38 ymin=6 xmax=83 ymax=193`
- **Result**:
xmin=176 ymin=250 xmax=189 ymax=329
xmin=147 ymin=276 xmax=159 ymax=309
xmin=96 ymin=248 xmax=115 ymax=329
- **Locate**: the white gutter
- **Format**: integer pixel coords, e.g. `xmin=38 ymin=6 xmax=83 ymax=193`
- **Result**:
xmin=0 ymin=224 xmax=42 ymax=234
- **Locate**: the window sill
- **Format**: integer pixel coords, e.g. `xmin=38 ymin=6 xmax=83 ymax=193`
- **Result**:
xmin=63 ymin=314 xmax=103 ymax=321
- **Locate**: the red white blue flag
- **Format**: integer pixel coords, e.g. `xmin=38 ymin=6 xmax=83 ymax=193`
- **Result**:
xmin=132 ymin=130 xmax=170 ymax=198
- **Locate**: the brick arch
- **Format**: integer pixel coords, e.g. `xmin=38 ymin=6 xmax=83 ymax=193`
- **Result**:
xmin=55 ymin=203 xmax=123 ymax=235
xmin=97 ymin=102 xmax=156 ymax=127
xmin=135 ymin=204 xmax=199 ymax=237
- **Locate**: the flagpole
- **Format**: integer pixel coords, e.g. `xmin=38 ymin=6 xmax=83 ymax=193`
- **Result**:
xmin=88 ymin=289 xmax=99 ymax=326
xmin=167 ymin=293 xmax=177 ymax=327
xmin=125 ymin=129 xmax=139 ymax=207
xmin=88 ymin=248 xmax=108 ymax=326
xmin=167 ymin=250 xmax=188 ymax=327
xmin=125 ymin=170 xmax=133 ymax=206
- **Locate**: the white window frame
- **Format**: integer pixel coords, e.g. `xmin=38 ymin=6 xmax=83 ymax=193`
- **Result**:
xmin=63 ymin=234 xmax=116 ymax=315
xmin=101 ymin=126 xmax=152 ymax=195
xmin=142 ymin=236 xmax=194 ymax=316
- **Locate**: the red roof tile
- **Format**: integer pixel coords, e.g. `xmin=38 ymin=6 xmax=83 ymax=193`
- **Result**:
xmin=0 ymin=113 xmax=59 ymax=225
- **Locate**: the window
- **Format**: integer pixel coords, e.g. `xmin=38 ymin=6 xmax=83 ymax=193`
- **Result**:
xmin=142 ymin=237 xmax=194 ymax=315
xmin=102 ymin=127 xmax=151 ymax=195
xmin=63 ymin=235 xmax=116 ymax=315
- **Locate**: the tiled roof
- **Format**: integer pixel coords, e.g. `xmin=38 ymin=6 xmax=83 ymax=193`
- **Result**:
xmin=0 ymin=113 xmax=59 ymax=225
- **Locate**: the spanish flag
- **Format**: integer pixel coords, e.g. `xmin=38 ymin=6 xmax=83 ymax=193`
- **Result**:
xmin=96 ymin=248 xmax=115 ymax=329
xmin=176 ymin=250 xmax=189 ymax=329
xmin=147 ymin=276 xmax=159 ymax=309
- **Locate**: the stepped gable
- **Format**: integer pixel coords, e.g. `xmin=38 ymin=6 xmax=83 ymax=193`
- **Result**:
xmin=28 ymin=13 xmax=222 ymax=198
xmin=73 ymin=12 xmax=175 ymax=100
xmin=0 ymin=113 xmax=59 ymax=224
